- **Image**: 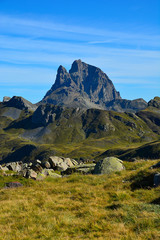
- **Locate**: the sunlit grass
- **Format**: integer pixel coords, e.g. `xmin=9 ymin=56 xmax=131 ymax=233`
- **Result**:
xmin=0 ymin=160 xmax=160 ymax=239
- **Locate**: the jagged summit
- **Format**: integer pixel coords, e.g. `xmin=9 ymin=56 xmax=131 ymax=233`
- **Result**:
xmin=42 ymin=59 xmax=121 ymax=109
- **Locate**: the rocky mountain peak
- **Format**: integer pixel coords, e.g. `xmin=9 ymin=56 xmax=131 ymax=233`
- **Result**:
xmin=57 ymin=65 xmax=66 ymax=73
xmin=50 ymin=65 xmax=72 ymax=91
xmin=41 ymin=60 xmax=121 ymax=109
xmin=69 ymin=59 xmax=83 ymax=74
xmin=40 ymin=60 xmax=147 ymax=112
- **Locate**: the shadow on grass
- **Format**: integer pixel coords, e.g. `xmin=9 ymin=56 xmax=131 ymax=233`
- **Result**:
xmin=150 ymin=197 xmax=160 ymax=205
xmin=129 ymin=171 xmax=155 ymax=190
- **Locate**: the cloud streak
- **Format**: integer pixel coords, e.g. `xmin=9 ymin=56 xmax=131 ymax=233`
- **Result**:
xmin=0 ymin=14 xmax=160 ymax=102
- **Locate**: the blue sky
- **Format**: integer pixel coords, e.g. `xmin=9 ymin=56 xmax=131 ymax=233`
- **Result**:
xmin=0 ymin=0 xmax=160 ymax=103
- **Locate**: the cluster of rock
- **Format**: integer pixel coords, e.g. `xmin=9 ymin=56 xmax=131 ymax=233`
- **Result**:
xmin=0 ymin=156 xmax=127 ymax=180
xmin=1 ymin=157 xmax=160 ymax=188
xmin=0 ymin=156 xmax=79 ymax=180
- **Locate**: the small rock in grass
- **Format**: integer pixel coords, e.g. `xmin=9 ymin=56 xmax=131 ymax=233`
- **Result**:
xmin=5 ymin=182 xmax=23 ymax=188
xmin=154 ymin=173 xmax=160 ymax=187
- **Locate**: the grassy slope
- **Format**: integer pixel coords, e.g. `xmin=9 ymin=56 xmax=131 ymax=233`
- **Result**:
xmin=98 ymin=140 xmax=160 ymax=161
xmin=1 ymin=106 xmax=159 ymax=160
xmin=0 ymin=102 xmax=160 ymax=161
xmin=0 ymin=160 xmax=160 ymax=239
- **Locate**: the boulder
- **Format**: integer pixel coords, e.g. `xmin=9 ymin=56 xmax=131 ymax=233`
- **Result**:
xmin=0 ymin=166 xmax=9 ymax=172
xmin=93 ymin=157 xmax=125 ymax=175
xmin=6 ymin=162 xmax=22 ymax=172
xmin=154 ymin=173 xmax=160 ymax=187
xmin=26 ymin=169 xmax=37 ymax=179
xmin=20 ymin=169 xmax=28 ymax=178
xmin=71 ymin=159 xmax=78 ymax=165
xmin=43 ymin=161 xmax=51 ymax=169
xmin=31 ymin=163 xmax=43 ymax=172
xmin=41 ymin=169 xmax=55 ymax=176
xmin=63 ymin=158 xmax=73 ymax=167
xmin=36 ymin=173 xmax=46 ymax=181
xmin=49 ymin=156 xmax=68 ymax=171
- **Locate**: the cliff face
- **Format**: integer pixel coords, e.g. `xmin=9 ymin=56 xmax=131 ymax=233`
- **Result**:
xmin=41 ymin=59 xmax=121 ymax=109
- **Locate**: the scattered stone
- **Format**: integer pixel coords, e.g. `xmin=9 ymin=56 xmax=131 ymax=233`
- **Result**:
xmin=64 ymin=158 xmax=73 ymax=168
xmin=36 ymin=159 xmax=41 ymax=164
xmin=154 ymin=173 xmax=160 ymax=187
xmin=5 ymin=182 xmax=23 ymax=188
xmin=0 ymin=156 xmax=86 ymax=180
xmin=71 ymin=159 xmax=78 ymax=165
xmin=6 ymin=162 xmax=22 ymax=172
xmin=62 ymin=163 xmax=96 ymax=175
xmin=26 ymin=169 xmax=37 ymax=179
xmin=20 ymin=168 xmax=28 ymax=178
xmin=0 ymin=166 xmax=9 ymax=172
xmin=93 ymin=157 xmax=125 ymax=175
xmin=43 ymin=161 xmax=51 ymax=169
xmin=49 ymin=156 xmax=68 ymax=171
xmin=31 ymin=163 xmax=43 ymax=172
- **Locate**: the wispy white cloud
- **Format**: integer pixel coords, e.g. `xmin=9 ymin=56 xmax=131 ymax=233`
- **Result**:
xmin=0 ymin=14 xmax=160 ymax=102
xmin=0 ymin=14 xmax=160 ymax=48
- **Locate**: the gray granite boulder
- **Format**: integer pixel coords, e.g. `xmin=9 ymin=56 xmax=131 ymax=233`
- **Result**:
xmin=93 ymin=157 xmax=125 ymax=175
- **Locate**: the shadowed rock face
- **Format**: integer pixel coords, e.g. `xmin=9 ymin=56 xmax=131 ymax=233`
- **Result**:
xmin=41 ymin=60 xmax=121 ymax=109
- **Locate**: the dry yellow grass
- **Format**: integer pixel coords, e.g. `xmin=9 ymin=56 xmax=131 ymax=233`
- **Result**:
xmin=0 ymin=160 xmax=160 ymax=239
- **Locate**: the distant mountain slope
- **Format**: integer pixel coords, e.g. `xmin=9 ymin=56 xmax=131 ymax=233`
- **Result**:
xmin=0 ymin=96 xmax=159 ymax=161
xmin=4 ymin=102 xmax=157 ymax=146
xmin=137 ymin=97 xmax=160 ymax=134
xmin=99 ymin=140 xmax=160 ymax=160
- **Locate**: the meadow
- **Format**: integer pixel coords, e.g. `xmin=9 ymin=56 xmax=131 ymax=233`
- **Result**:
xmin=0 ymin=159 xmax=160 ymax=240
